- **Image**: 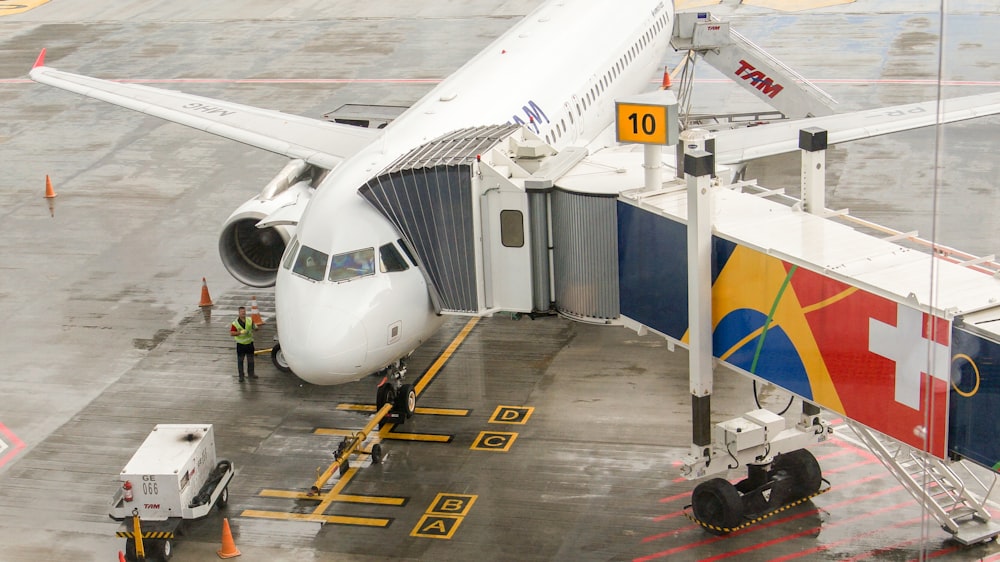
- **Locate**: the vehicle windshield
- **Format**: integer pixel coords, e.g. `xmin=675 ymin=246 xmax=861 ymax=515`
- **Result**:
xmin=292 ymin=245 xmax=329 ymax=281
xmin=329 ymin=248 xmax=375 ymax=282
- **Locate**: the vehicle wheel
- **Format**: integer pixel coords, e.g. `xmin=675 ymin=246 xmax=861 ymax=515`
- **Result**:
xmin=370 ymin=443 xmax=383 ymax=464
xmin=339 ymin=458 xmax=350 ymax=476
xmin=218 ymin=486 xmax=229 ymax=508
xmin=124 ymin=539 xmax=137 ymax=562
xmin=376 ymin=383 xmax=397 ymax=427
xmin=271 ymin=344 xmax=291 ymax=373
xmin=160 ymin=538 xmax=174 ymax=561
xmin=396 ymin=384 xmax=416 ymax=418
xmin=772 ymin=448 xmax=822 ymax=501
xmin=691 ymin=478 xmax=744 ymax=535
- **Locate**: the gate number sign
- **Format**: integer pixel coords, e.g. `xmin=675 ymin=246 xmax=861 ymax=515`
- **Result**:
xmin=615 ymin=100 xmax=677 ymax=146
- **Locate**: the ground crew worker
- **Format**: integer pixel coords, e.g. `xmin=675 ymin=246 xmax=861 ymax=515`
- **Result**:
xmin=230 ymin=306 xmax=261 ymax=382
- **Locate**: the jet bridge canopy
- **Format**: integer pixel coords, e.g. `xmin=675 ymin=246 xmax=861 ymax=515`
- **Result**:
xmin=358 ymin=124 xmax=525 ymax=314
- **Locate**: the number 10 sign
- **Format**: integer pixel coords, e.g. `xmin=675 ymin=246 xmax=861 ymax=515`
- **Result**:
xmin=615 ymin=92 xmax=678 ymax=146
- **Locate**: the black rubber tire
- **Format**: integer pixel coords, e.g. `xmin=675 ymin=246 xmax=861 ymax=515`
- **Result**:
xmin=691 ymin=478 xmax=744 ymax=535
xmin=271 ymin=344 xmax=291 ymax=373
xmin=397 ymin=384 xmax=416 ymax=418
xmin=772 ymin=448 xmax=822 ymax=501
xmin=217 ymin=486 xmax=229 ymax=508
xmin=160 ymin=538 xmax=173 ymax=561
xmin=339 ymin=458 xmax=350 ymax=476
xmin=371 ymin=443 xmax=383 ymax=464
xmin=124 ymin=539 xmax=137 ymax=562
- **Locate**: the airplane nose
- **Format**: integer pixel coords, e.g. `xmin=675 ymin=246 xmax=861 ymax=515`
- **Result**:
xmin=279 ymin=304 xmax=368 ymax=385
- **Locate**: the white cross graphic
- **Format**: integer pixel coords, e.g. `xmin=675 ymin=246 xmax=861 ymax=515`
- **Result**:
xmin=869 ymin=304 xmax=950 ymax=410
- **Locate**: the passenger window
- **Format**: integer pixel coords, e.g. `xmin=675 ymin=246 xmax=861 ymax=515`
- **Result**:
xmin=379 ymin=243 xmax=409 ymax=273
xmin=292 ymin=245 xmax=329 ymax=281
xmin=282 ymin=238 xmax=300 ymax=270
xmin=500 ymin=210 xmax=524 ymax=248
xmin=329 ymin=247 xmax=375 ymax=282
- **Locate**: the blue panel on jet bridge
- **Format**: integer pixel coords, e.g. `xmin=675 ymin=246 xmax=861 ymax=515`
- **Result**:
xmin=950 ymin=326 xmax=1000 ymax=470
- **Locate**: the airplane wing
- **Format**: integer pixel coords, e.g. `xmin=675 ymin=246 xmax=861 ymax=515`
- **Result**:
xmin=711 ymin=92 xmax=1000 ymax=165
xmin=28 ymin=50 xmax=379 ymax=170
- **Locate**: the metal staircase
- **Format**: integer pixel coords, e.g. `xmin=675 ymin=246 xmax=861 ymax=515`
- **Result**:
xmin=846 ymin=420 xmax=1000 ymax=545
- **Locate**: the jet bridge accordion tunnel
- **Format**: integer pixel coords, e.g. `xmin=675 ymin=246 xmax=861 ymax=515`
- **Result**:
xmin=357 ymin=124 xmax=619 ymax=322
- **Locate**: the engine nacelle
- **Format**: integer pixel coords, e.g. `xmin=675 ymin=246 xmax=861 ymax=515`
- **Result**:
xmin=219 ymin=160 xmax=319 ymax=287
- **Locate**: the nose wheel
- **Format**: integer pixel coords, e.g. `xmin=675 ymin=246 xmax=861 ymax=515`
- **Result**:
xmin=375 ymin=358 xmax=416 ymax=426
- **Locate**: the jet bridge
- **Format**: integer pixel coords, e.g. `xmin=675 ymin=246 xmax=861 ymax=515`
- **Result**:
xmin=670 ymin=11 xmax=838 ymax=120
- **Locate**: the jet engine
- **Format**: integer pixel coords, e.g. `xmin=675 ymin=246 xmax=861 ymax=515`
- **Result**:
xmin=218 ymin=159 xmax=323 ymax=287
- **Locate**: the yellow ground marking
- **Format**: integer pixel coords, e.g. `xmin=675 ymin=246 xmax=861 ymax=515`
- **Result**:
xmin=414 ymin=317 xmax=479 ymax=396
xmin=335 ymin=404 xmax=469 ymax=416
xmin=241 ymin=510 xmax=391 ymax=527
xmin=489 ymin=405 xmax=534 ymax=424
xmin=258 ymin=489 xmax=405 ymax=506
xmin=0 ymin=1 xmax=49 ymax=17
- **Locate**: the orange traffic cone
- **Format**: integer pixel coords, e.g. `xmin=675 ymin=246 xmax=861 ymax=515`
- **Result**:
xmin=44 ymin=175 xmax=57 ymax=198
xmin=249 ymin=295 xmax=264 ymax=325
xmin=118 ymin=551 xmax=126 ymax=562
xmin=217 ymin=517 xmax=241 ymax=559
xmin=661 ymin=66 xmax=672 ymax=90
xmin=199 ymin=277 xmax=214 ymax=308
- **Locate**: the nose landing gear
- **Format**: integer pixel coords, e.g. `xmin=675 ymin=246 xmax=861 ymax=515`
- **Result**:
xmin=375 ymin=357 xmax=416 ymax=426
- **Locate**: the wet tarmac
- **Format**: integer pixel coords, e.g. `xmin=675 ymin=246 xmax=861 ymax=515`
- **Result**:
xmin=2 ymin=1 xmax=1000 ymax=560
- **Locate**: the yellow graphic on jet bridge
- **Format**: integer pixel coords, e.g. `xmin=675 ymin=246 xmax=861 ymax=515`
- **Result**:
xmin=0 ymin=1 xmax=50 ymax=16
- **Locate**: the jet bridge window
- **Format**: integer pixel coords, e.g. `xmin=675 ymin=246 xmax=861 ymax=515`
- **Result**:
xmin=379 ymin=243 xmax=409 ymax=273
xmin=500 ymin=210 xmax=524 ymax=247
xmin=329 ymin=247 xmax=375 ymax=282
xmin=292 ymin=245 xmax=329 ymax=281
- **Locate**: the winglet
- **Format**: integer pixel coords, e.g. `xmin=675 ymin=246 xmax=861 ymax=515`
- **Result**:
xmin=32 ymin=48 xmax=46 ymax=69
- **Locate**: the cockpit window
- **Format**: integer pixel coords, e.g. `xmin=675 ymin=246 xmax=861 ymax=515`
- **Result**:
xmin=282 ymin=238 xmax=300 ymax=270
xmin=292 ymin=245 xmax=329 ymax=281
xmin=329 ymin=248 xmax=375 ymax=282
xmin=379 ymin=243 xmax=409 ymax=273
xmin=397 ymin=238 xmax=418 ymax=267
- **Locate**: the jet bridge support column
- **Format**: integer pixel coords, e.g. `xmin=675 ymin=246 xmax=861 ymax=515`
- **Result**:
xmin=686 ymin=150 xmax=715 ymax=453
xmin=800 ymin=127 xmax=827 ymax=214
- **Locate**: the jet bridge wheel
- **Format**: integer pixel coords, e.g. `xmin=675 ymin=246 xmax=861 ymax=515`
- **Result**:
xmin=771 ymin=448 xmax=822 ymax=501
xmin=691 ymin=478 xmax=744 ymax=535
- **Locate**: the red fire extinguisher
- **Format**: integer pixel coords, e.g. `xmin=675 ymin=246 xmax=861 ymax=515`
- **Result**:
xmin=123 ymin=481 xmax=133 ymax=502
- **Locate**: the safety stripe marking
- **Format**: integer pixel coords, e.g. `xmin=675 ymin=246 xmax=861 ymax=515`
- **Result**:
xmin=115 ymin=531 xmax=174 ymax=539
xmin=683 ymin=482 xmax=831 ymax=534
xmin=241 ymin=510 xmax=391 ymax=527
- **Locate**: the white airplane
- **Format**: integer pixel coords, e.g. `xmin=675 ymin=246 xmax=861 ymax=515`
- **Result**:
xmin=30 ymin=0 xmax=1000 ymax=416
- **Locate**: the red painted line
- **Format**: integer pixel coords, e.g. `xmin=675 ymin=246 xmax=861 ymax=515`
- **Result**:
xmin=0 ymin=422 xmax=26 ymax=469
xmin=769 ymin=515 xmax=923 ymax=562
xmin=698 ymin=500 xmax=913 ymax=562
xmin=843 ymin=537 xmax=923 ymax=562
xmin=637 ymin=474 xmax=898 ymax=557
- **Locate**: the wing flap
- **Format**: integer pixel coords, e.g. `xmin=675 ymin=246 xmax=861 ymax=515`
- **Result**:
xmin=30 ymin=58 xmax=380 ymax=169
xmin=712 ymin=92 xmax=1000 ymax=165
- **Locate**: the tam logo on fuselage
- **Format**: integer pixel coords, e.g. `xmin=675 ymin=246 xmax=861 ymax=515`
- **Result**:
xmin=734 ymin=60 xmax=783 ymax=99
xmin=510 ymin=101 xmax=549 ymax=133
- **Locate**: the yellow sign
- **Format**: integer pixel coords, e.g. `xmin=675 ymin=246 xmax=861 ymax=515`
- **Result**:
xmin=489 ymin=405 xmax=534 ymax=425
xmin=470 ymin=431 xmax=518 ymax=452
xmin=411 ymin=493 xmax=478 ymax=539
xmin=411 ymin=515 xmax=462 ymax=539
xmin=428 ymin=493 xmax=477 ymax=516
xmin=615 ymin=102 xmax=672 ymax=145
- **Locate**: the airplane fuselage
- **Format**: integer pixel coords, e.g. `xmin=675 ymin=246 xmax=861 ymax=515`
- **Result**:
xmin=275 ymin=0 xmax=675 ymax=384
